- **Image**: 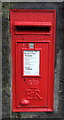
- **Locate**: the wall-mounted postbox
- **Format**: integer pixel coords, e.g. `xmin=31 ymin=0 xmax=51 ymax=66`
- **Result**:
xmin=10 ymin=9 xmax=56 ymax=112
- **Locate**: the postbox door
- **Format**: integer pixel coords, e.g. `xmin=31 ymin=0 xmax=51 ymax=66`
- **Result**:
xmin=16 ymin=41 xmax=49 ymax=108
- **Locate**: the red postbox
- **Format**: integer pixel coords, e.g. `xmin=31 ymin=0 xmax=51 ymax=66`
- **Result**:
xmin=10 ymin=9 xmax=56 ymax=112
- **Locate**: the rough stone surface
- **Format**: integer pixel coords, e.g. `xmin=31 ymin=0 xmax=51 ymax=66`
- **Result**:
xmin=1 ymin=0 xmax=64 ymax=2
xmin=0 ymin=1 xmax=2 ymax=120
xmin=2 ymin=2 xmax=63 ymax=119
xmin=62 ymin=2 xmax=64 ymax=119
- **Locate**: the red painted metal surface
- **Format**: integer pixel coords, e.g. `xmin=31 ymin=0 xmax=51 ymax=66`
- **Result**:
xmin=10 ymin=9 xmax=56 ymax=112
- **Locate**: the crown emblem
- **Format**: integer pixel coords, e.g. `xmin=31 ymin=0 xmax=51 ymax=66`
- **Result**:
xmin=27 ymin=80 xmax=39 ymax=88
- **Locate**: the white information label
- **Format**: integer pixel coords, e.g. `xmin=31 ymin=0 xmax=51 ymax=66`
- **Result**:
xmin=24 ymin=50 xmax=40 ymax=75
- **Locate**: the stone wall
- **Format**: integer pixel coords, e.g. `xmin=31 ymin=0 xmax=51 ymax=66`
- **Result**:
xmin=2 ymin=2 xmax=63 ymax=119
xmin=62 ymin=1 xmax=64 ymax=119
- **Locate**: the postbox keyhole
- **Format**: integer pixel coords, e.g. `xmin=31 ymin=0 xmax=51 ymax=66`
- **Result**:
xmin=24 ymin=79 xmax=26 ymax=82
